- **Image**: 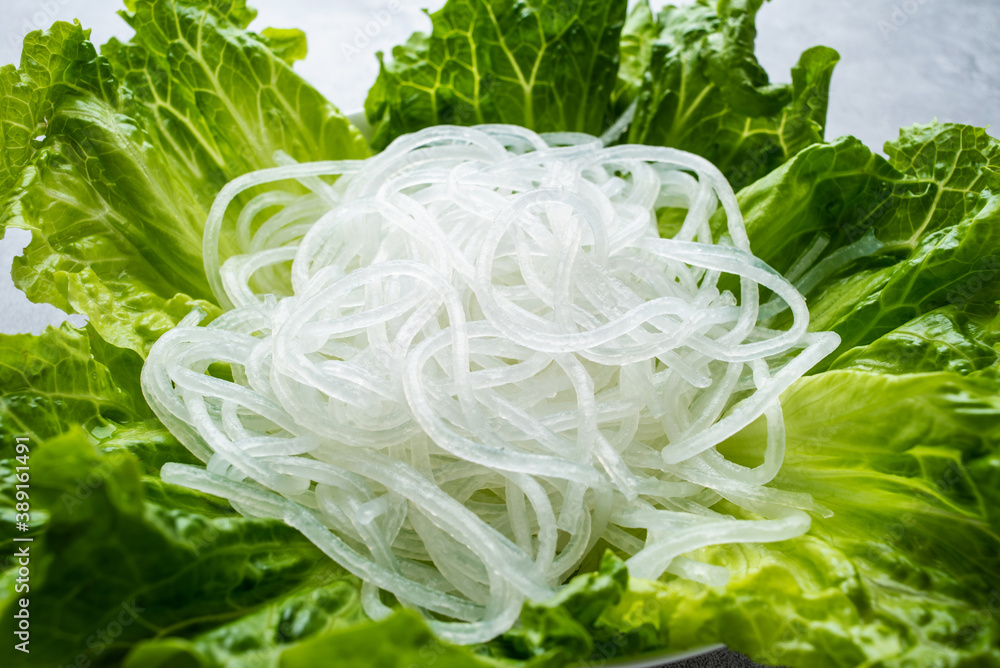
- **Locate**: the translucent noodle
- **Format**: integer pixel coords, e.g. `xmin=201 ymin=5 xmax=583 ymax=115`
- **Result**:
xmin=142 ymin=124 xmax=841 ymax=644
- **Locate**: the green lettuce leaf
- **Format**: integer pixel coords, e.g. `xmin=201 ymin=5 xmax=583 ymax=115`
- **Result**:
xmin=573 ymin=367 xmax=1000 ymax=668
xmin=0 ymin=322 xmax=170 ymax=554
xmin=103 ymin=0 xmax=367 ymax=187
xmin=0 ymin=20 xmax=118 ymax=195
xmin=497 ymin=551 xmax=631 ymax=665
xmin=364 ymin=0 xmax=628 ymax=150
xmin=709 ymin=369 xmax=1000 ymax=667
xmin=1 ymin=1 xmax=368 ymax=356
xmin=830 ymin=306 xmax=1000 ymax=375
xmin=277 ymin=610 xmax=501 ymax=668
xmin=121 ymin=583 xmax=367 ymax=668
xmin=0 ymin=323 xmax=149 ymax=451
xmin=0 ymin=427 xmax=362 ymax=668
xmin=649 ymin=123 xmax=1000 ymax=667
xmin=0 ymin=323 xmax=353 ymax=667
xmin=0 ymin=321 xmax=375 ymax=668
xmin=0 ymin=318 xmax=205 ymax=481
xmin=610 ymin=0 xmax=659 ymax=115
xmin=734 ymin=122 xmax=1000 ymax=365
xmin=626 ymin=0 xmax=838 ymax=189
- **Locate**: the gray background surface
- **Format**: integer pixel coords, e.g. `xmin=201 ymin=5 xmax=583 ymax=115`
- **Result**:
xmin=2 ymin=1 xmax=999 ymax=665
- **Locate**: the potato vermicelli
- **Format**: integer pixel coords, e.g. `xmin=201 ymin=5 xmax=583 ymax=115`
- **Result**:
xmin=143 ymin=125 xmax=838 ymax=644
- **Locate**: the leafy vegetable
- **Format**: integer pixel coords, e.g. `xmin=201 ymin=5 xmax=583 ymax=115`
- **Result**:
xmin=0 ymin=0 xmax=368 ymax=356
xmin=736 ymin=122 xmax=1000 ymax=364
xmin=364 ymin=0 xmax=628 ymax=150
xmin=625 ymin=0 xmax=839 ymax=189
xmin=0 ymin=323 xmax=148 ymax=449
xmin=364 ymin=0 xmax=837 ymax=189
xmin=686 ymin=368 xmax=1000 ymax=667
xmin=0 ymin=322 xmax=362 ymax=667
xmin=0 ymin=426 xmax=366 ymax=668
xmin=494 ymin=552 xmax=664 ymax=667
xmin=831 ymin=306 xmax=1000 ymax=376
xmin=484 ymin=347 xmax=1000 ymax=668
xmin=610 ymin=0 xmax=660 ymax=114
xmin=278 ymin=611 xmax=501 ymax=668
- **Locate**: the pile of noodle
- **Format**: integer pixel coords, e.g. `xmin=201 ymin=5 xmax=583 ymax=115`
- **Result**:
xmin=142 ymin=125 xmax=841 ymax=644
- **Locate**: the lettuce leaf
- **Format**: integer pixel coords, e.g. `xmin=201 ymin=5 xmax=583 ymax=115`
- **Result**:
xmin=0 ymin=323 xmax=369 ymax=667
xmin=733 ymin=122 xmax=1000 ymax=366
xmin=484 ymin=369 xmax=1000 ymax=668
xmin=625 ymin=0 xmax=839 ymax=189
xmin=679 ymin=368 xmax=1000 ymax=667
xmin=277 ymin=610 xmax=502 ymax=668
xmin=1 ymin=0 xmax=368 ymax=356
xmin=364 ymin=0 xmax=628 ymax=150
xmin=515 ymin=363 xmax=1000 ymax=668
xmin=624 ymin=121 xmax=1000 ymax=667
xmin=830 ymin=306 xmax=1000 ymax=375
xmin=0 ymin=323 xmax=149 ymax=449
xmin=363 ymin=0 xmax=833 ymax=191
xmin=0 ymin=428 xmax=366 ymax=668
xmin=610 ymin=0 xmax=660 ymax=115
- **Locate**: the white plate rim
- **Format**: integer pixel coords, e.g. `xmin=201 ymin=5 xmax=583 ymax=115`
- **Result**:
xmin=595 ymin=644 xmax=726 ymax=668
